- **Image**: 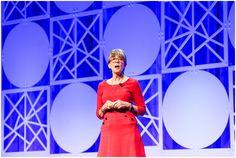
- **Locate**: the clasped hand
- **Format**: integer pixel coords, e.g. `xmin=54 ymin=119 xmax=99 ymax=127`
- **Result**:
xmin=102 ymin=100 xmax=130 ymax=111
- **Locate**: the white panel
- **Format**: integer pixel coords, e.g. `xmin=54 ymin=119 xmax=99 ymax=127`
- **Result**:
xmin=2 ymin=22 xmax=50 ymax=87
xmin=50 ymin=83 xmax=101 ymax=153
xmin=54 ymin=1 xmax=93 ymax=13
xmin=104 ymin=4 xmax=161 ymax=76
xmin=163 ymin=70 xmax=230 ymax=149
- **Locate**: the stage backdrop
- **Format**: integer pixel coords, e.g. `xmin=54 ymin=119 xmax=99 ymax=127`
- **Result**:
xmin=1 ymin=1 xmax=235 ymax=157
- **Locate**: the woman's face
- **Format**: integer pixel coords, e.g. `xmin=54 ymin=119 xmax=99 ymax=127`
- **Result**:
xmin=108 ymin=55 xmax=125 ymax=75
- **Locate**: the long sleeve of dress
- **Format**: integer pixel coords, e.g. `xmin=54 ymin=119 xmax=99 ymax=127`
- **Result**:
xmin=96 ymin=82 xmax=103 ymax=119
xmin=132 ymin=79 xmax=146 ymax=116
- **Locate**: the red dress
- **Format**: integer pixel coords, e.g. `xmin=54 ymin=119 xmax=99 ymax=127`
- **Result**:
xmin=96 ymin=78 xmax=146 ymax=157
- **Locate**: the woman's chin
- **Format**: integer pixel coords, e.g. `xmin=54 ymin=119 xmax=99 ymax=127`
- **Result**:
xmin=114 ymin=71 xmax=122 ymax=75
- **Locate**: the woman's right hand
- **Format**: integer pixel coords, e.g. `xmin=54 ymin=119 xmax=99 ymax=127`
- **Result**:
xmin=101 ymin=100 xmax=114 ymax=112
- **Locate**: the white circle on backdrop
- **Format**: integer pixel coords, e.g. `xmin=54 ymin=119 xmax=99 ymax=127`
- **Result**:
xmin=2 ymin=22 xmax=50 ymax=88
xmin=162 ymin=70 xmax=229 ymax=149
xmin=104 ymin=4 xmax=161 ymax=76
xmin=50 ymin=83 xmax=100 ymax=153
xmin=55 ymin=1 xmax=93 ymax=13
xmin=228 ymin=3 xmax=235 ymax=47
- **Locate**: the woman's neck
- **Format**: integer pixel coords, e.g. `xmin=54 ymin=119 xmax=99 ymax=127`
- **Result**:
xmin=110 ymin=74 xmax=125 ymax=85
xmin=112 ymin=74 xmax=124 ymax=81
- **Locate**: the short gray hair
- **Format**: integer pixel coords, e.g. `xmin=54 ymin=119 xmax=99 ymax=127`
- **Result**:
xmin=108 ymin=49 xmax=127 ymax=66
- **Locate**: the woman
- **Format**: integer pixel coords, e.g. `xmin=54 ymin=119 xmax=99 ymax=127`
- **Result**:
xmin=96 ymin=49 xmax=146 ymax=157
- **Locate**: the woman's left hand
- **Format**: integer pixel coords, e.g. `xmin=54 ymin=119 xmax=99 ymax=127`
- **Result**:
xmin=113 ymin=100 xmax=131 ymax=110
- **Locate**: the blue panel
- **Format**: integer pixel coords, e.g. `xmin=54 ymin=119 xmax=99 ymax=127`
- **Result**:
xmin=1 ymin=1 xmax=235 ymax=156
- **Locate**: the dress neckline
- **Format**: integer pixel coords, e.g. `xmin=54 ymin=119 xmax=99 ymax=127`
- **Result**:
xmin=105 ymin=77 xmax=130 ymax=86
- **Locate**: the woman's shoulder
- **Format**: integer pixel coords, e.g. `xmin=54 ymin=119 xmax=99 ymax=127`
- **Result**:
xmin=126 ymin=77 xmax=139 ymax=84
xmin=99 ymin=80 xmax=108 ymax=86
xmin=97 ymin=81 xmax=107 ymax=91
xmin=127 ymin=77 xmax=137 ymax=81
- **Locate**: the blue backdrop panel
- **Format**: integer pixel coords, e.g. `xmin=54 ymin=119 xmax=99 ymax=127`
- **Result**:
xmin=1 ymin=1 xmax=235 ymax=157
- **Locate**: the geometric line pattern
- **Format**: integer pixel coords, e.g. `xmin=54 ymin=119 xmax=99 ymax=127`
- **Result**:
xmin=2 ymin=87 xmax=49 ymax=153
xmin=135 ymin=75 xmax=161 ymax=147
xmin=228 ymin=66 xmax=235 ymax=149
xmin=163 ymin=1 xmax=226 ymax=73
xmin=50 ymin=10 xmax=103 ymax=85
xmin=1 ymin=1 xmax=234 ymax=156
xmin=2 ymin=1 xmax=49 ymax=25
